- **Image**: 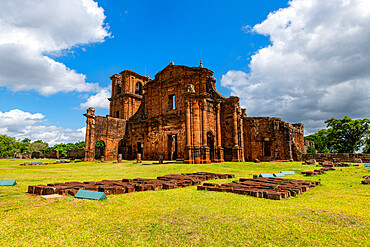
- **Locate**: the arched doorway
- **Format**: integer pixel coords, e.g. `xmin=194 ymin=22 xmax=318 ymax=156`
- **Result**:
xmin=135 ymin=82 xmax=142 ymax=95
xmin=95 ymin=140 xmax=105 ymax=159
xmin=207 ymin=132 xmax=215 ymax=161
xmin=118 ymin=139 xmax=124 ymax=158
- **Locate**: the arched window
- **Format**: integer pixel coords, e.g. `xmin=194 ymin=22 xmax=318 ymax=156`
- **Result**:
xmin=135 ymin=82 xmax=142 ymax=95
xmin=116 ymin=85 xmax=121 ymax=96
xmin=95 ymin=140 xmax=105 ymax=159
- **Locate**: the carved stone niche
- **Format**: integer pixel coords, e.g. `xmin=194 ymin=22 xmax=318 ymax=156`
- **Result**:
xmin=186 ymin=84 xmax=195 ymax=93
xmin=86 ymin=107 xmax=95 ymax=116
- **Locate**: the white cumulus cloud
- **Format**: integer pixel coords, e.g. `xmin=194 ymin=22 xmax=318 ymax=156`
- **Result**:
xmin=80 ymin=86 xmax=111 ymax=109
xmin=0 ymin=109 xmax=85 ymax=145
xmin=0 ymin=0 xmax=110 ymax=95
xmin=222 ymin=0 xmax=370 ymax=134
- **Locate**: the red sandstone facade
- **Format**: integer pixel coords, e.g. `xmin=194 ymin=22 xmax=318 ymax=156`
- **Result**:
xmin=84 ymin=62 xmax=305 ymax=163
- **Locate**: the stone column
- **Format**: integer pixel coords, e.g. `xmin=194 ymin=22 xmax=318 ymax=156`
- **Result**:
xmin=201 ymin=98 xmax=210 ymax=164
xmin=84 ymin=107 xmax=96 ymax=161
xmin=239 ymin=117 xmax=245 ymax=162
xmin=184 ymin=100 xmax=193 ymax=164
xmin=232 ymin=105 xmax=242 ymax=162
xmin=193 ymin=100 xmax=201 ymax=164
xmin=215 ymin=102 xmax=224 ymax=162
xmin=233 ymin=107 xmax=238 ymax=146
xmin=216 ymin=102 xmax=221 ymax=147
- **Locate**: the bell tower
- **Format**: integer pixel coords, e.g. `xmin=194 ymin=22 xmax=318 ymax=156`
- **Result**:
xmin=109 ymin=70 xmax=151 ymax=120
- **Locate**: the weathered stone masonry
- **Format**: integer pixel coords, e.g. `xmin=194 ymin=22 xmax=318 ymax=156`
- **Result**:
xmin=84 ymin=62 xmax=305 ymax=163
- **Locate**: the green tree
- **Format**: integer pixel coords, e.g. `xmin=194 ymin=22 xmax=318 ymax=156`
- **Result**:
xmin=305 ymin=129 xmax=331 ymax=153
xmin=29 ymin=140 xmax=48 ymax=153
xmin=0 ymin=134 xmax=19 ymax=158
xmin=363 ymin=138 xmax=370 ymax=154
xmin=325 ymin=116 xmax=370 ymax=153
xmin=307 ymin=146 xmax=316 ymax=154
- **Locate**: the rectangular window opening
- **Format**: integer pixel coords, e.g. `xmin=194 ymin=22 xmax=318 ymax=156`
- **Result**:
xmin=169 ymin=94 xmax=175 ymax=110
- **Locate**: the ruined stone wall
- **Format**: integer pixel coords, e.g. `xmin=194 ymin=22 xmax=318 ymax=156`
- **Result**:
xmin=301 ymin=153 xmax=370 ymax=163
xmin=292 ymin=123 xmax=305 ymax=153
xmin=67 ymin=148 xmax=84 ymax=159
xmin=110 ymin=94 xmax=142 ymax=120
xmin=220 ymin=97 xmax=243 ymax=161
xmin=14 ymin=152 xmax=31 ymax=159
xmin=31 ymin=151 xmax=43 ymax=159
xmin=84 ymin=109 xmax=127 ymax=161
xmin=44 ymin=150 xmax=59 ymax=159
xmin=126 ymin=115 xmax=186 ymax=160
xmin=242 ymin=117 xmax=304 ymax=161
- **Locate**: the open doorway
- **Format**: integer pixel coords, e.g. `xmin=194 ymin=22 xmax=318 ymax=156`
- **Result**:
xmin=118 ymin=139 xmax=124 ymax=157
xmin=167 ymin=134 xmax=177 ymax=160
xmin=95 ymin=140 xmax=105 ymax=159
xmin=263 ymin=141 xmax=271 ymax=157
xmin=207 ymin=132 xmax=215 ymax=161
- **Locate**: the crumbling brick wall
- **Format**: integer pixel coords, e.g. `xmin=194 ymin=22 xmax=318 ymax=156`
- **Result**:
xmin=31 ymin=151 xmax=43 ymax=159
xmin=44 ymin=150 xmax=59 ymax=159
xmin=242 ymin=117 xmax=304 ymax=161
xmin=84 ymin=108 xmax=127 ymax=161
xmin=67 ymin=148 xmax=84 ymax=159
xmin=301 ymin=153 xmax=370 ymax=163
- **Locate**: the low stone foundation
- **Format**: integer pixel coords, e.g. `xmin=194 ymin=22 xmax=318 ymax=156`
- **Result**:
xmin=198 ymin=177 xmax=320 ymax=200
xmin=301 ymin=153 xmax=370 ymax=163
xmin=28 ymin=172 xmax=235 ymax=196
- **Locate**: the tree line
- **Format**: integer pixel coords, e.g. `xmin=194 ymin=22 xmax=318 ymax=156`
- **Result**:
xmin=0 ymin=134 xmax=85 ymax=158
xmin=305 ymin=116 xmax=370 ymax=154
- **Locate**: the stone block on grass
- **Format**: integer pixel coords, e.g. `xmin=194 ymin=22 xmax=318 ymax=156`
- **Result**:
xmin=0 ymin=180 xmax=17 ymax=186
xmin=75 ymin=190 xmax=107 ymax=200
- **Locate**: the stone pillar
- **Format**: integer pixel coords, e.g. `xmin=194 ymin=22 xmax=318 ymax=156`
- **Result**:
xmin=215 ymin=102 xmax=224 ymax=162
xmin=201 ymin=99 xmax=210 ymax=164
xmin=239 ymin=117 xmax=245 ymax=162
xmin=232 ymin=106 xmax=243 ymax=162
xmin=84 ymin=107 xmax=96 ymax=161
xmin=193 ymin=100 xmax=201 ymax=164
xmin=184 ymin=100 xmax=193 ymax=164
xmin=137 ymin=153 xmax=142 ymax=163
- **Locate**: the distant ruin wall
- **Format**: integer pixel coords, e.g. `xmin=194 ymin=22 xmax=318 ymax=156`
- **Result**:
xmin=67 ymin=148 xmax=84 ymax=159
xmin=14 ymin=152 xmax=31 ymax=159
xmin=31 ymin=151 xmax=43 ymax=159
xmin=44 ymin=150 xmax=59 ymax=159
xmin=301 ymin=153 xmax=370 ymax=163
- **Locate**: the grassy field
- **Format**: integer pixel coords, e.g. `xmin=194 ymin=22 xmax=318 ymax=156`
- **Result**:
xmin=0 ymin=159 xmax=369 ymax=246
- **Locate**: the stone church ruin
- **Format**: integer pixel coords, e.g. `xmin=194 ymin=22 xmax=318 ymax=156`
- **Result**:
xmin=84 ymin=62 xmax=305 ymax=163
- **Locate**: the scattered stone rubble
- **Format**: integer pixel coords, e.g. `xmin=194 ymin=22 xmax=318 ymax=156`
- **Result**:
xmin=21 ymin=160 xmax=72 ymax=166
xmin=304 ymin=160 xmax=357 ymax=167
xmin=303 ymin=159 xmax=316 ymax=165
xmin=28 ymin=172 xmax=235 ymax=196
xmin=301 ymin=162 xmax=336 ymax=176
xmin=362 ymin=175 xmax=370 ymax=185
xmin=197 ymin=177 xmax=320 ymax=200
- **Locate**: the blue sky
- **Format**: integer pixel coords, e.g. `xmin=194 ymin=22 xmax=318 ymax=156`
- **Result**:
xmin=0 ymin=0 xmax=369 ymax=145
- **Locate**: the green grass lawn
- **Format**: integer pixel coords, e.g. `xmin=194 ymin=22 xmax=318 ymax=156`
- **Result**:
xmin=0 ymin=159 xmax=369 ymax=246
